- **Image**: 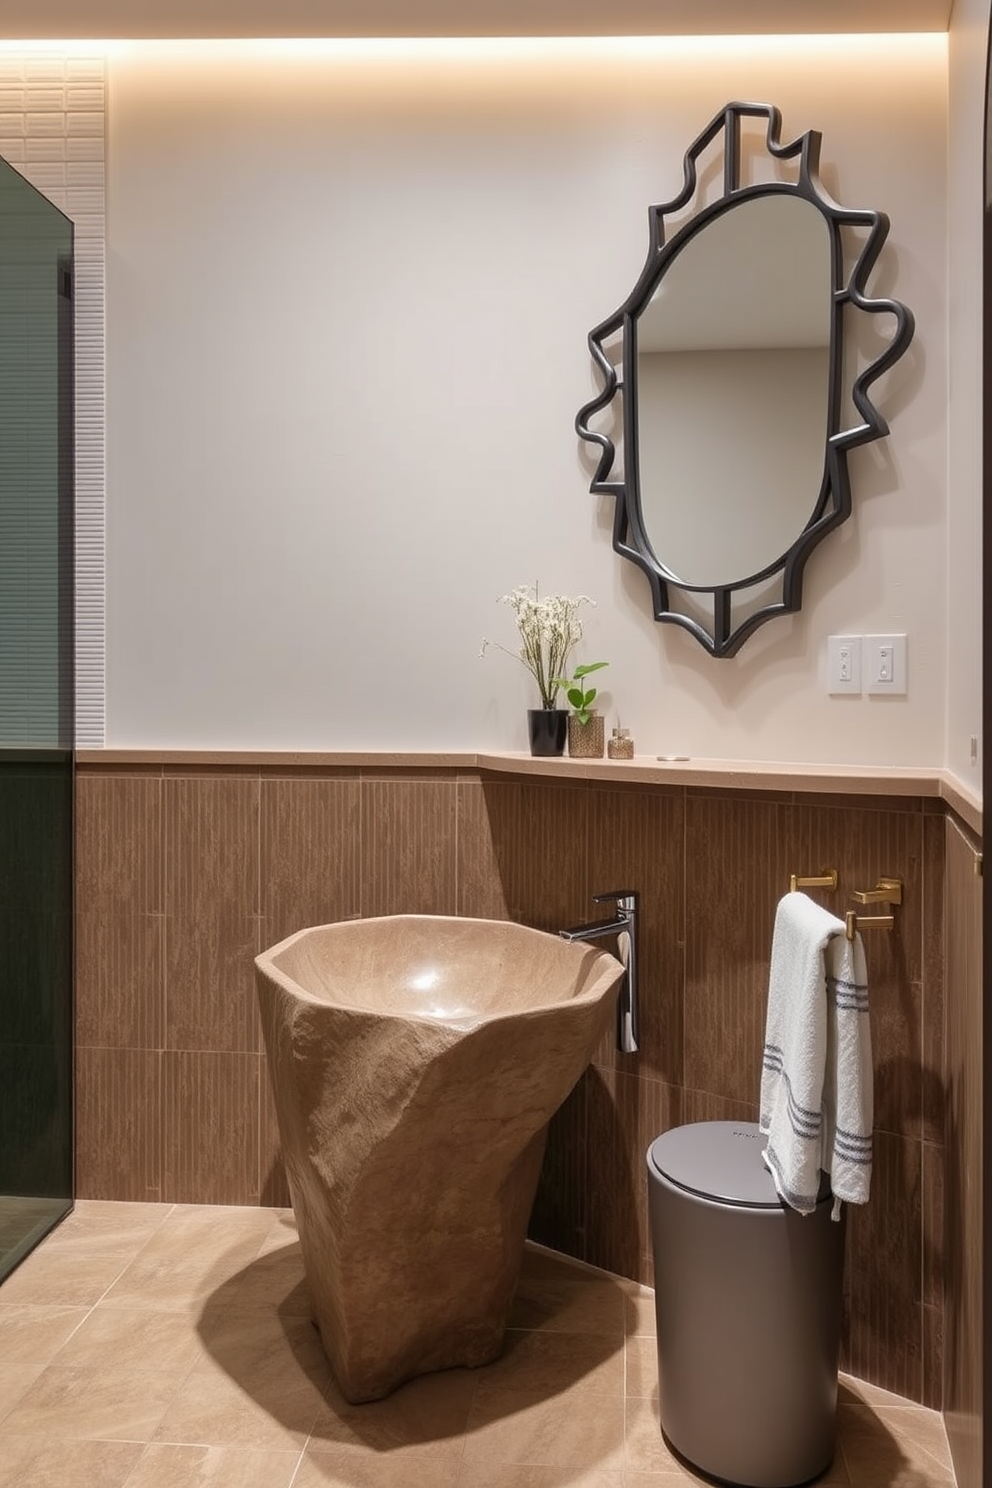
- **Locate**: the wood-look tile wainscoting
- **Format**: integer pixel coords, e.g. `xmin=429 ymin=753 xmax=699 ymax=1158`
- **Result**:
xmin=941 ymin=813 xmax=984 ymax=1486
xmin=74 ymin=757 xmax=979 ymax=1423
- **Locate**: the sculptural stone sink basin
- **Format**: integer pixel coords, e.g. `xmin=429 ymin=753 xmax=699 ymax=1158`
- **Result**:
xmin=255 ymin=914 xmax=623 ymax=1403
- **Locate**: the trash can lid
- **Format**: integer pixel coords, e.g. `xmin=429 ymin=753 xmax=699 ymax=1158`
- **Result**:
xmin=647 ymin=1121 xmax=784 ymax=1208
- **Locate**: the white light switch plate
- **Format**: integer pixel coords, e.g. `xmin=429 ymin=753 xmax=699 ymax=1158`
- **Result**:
xmin=865 ymin=634 xmax=907 ymax=695
xmin=827 ymin=635 xmax=861 ymax=694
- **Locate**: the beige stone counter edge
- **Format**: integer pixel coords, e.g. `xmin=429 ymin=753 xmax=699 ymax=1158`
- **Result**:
xmin=74 ymin=748 xmax=983 ymax=836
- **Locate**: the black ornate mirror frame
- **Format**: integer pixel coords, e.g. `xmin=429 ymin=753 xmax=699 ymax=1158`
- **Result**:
xmin=575 ymin=101 xmax=915 ymax=658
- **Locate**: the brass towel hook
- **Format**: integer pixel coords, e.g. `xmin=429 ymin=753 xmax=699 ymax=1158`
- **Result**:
xmin=852 ymin=876 xmax=903 ymax=907
xmin=846 ymin=877 xmax=902 ymax=941
xmin=789 ymin=869 xmax=838 ymax=893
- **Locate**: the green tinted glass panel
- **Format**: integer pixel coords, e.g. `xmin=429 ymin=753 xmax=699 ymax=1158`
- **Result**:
xmin=0 ymin=157 xmax=74 ymax=1281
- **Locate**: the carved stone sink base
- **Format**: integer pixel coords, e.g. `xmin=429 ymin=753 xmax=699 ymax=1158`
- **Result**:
xmin=255 ymin=915 xmax=623 ymax=1403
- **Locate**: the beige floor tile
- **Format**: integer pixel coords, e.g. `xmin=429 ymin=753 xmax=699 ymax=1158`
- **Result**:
xmin=624 ymin=1393 xmax=854 ymax=1485
xmin=462 ymin=1388 xmax=625 ymax=1472
xmin=623 ymin=1395 xmax=688 ymax=1477
xmin=624 ymin=1286 xmax=657 ymax=1338
xmin=311 ymin=1366 xmax=478 ymax=1459
xmin=838 ymin=1402 xmax=955 ymax=1486
xmin=471 ymin=1328 xmax=623 ymax=1404
xmin=0 ymin=1436 xmax=142 ymax=1488
xmin=0 ymin=1302 xmax=90 ymax=1367
xmin=44 ymin=1201 xmax=171 ymax=1248
xmin=254 ymin=1210 xmax=298 ymax=1252
xmin=50 ymin=1303 xmax=210 ymax=1376
xmin=296 ymin=1443 xmax=464 ymax=1488
xmin=153 ymin=1360 xmax=326 ymax=1450
xmin=0 ymin=1361 xmax=183 ymax=1441
xmin=0 ymin=1201 xmax=955 ymax=1488
xmin=148 ymin=1205 xmax=275 ymax=1248
xmin=623 ymin=1476 xmax=704 ymax=1488
xmin=454 ymin=1465 xmax=625 ymax=1488
xmin=99 ymin=1229 xmax=270 ymax=1314
xmin=839 ymin=1371 xmax=927 ymax=1411
xmin=0 ymin=1360 xmax=47 ymax=1423
xmin=124 ymin=1442 xmax=302 ymax=1487
xmin=871 ymin=1404 xmax=954 ymax=1470
xmin=0 ymin=1247 xmax=134 ymax=1306
xmin=194 ymin=1310 xmax=335 ymax=1406
xmin=624 ymin=1333 xmax=658 ymax=1399
xmin=508 ymin=1273 xmax=627 ymax=1338
xmin=221 ymin=1239 xmax=310 ymax=1316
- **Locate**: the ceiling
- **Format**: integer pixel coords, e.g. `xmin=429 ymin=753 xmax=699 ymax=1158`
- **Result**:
xmin=0 ymin=0 xmax=953 ymax=39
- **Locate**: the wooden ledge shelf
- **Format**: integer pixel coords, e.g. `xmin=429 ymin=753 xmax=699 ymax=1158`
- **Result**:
xmin=74 ymin=748 xmax=982 ymax=836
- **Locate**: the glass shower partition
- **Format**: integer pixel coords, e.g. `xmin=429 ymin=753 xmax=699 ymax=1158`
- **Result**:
xmin=0 ymin=156 xmax=75 ymax=1280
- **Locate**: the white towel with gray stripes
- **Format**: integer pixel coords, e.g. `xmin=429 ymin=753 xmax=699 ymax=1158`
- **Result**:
xmin=759 ymin=891 xmax=872 ymax=1217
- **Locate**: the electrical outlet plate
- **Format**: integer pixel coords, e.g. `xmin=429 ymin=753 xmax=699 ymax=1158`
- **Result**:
xmin=827 ymin=635 xmax=861 ymax=694
xmin=865 ymin=634 xmax=907 ymax=695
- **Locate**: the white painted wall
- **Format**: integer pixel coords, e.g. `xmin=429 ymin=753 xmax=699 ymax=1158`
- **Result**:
xmin=946 ymin=0 xmax=987 ymax=796
xmin=104 ymin=36 xmax=949 ymax=763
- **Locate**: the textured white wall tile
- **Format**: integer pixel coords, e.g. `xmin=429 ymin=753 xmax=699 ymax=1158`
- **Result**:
xmin=4 ymin=50 xmax=106 ymax=747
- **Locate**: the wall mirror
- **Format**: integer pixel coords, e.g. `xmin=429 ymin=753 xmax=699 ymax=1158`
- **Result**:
xmin=576 ymin=102 xmax=914 ymax=657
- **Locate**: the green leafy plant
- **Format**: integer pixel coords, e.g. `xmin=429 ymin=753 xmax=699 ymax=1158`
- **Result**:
xmin=553 ymin=661 xmax=608 ymax=725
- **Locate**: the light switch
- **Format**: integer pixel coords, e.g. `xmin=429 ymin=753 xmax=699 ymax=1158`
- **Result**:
xmin=827 ymin=635 xmax=861 ymax=695
xmin=865 ymin=634 xmax=907 ymax=695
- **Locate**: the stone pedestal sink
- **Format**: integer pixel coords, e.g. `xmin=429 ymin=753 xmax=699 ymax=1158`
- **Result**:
xmin=255 ymin=914 xmax=623 ymax=1403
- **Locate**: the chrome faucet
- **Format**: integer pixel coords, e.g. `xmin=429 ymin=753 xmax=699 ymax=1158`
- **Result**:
xmin=560 ymin=890 xmax=638 ymax=1054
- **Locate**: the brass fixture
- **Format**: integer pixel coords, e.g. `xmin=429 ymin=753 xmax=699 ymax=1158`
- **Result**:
xmin=851 ymin=877 xmax=903 ymax=906
xmin=789 ymin=869 xmax=838 ymax=893
xmin=844 ymin=909 xmax=894 ymax=941
xmin=845 ymin=876 xmax=902 ymax=941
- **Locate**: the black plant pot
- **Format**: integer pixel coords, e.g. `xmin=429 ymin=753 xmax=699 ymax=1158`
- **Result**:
xmin=527 ymin=708 xmax=568 ymax=757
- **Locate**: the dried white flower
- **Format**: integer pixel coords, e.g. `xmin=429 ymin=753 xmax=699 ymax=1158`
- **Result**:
xmin=481 ymin=583 xmax=595 ymax=710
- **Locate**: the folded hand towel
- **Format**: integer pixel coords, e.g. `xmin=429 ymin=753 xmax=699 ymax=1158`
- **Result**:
xmin=820 ymin=928 xmax=872 ymax=1208
xmin=759 ymin=891 xmax=872 ymax=1215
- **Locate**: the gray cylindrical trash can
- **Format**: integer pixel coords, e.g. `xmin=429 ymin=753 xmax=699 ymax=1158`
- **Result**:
xmin=647 ymin=1121 xmax=845 ymax=1488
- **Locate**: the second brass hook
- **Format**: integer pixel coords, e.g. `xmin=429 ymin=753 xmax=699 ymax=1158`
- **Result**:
xmin=852 ymin=877 xmax=903 ymax=906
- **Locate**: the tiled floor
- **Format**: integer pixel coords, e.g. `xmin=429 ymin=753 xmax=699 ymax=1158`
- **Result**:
xmin=0 ymin=1201 xmax=955 ymax=1488
xmin=0 ymin=1195 xmax=69 ymax=1280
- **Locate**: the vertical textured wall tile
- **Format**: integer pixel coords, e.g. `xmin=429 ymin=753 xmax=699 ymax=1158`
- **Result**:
xmin=258 ymin=1053 xmax=291 ymax=1208
xmin=481 ymin=779 xmax=587 ymax=934
xmin=165 ymin=909 xmax=259 ymax=1054
xmin=164 ymin=775 xmax=259 ymax=918
xmin=684 ymin=793 xmax=798 ymax=1107
xmin=74 ymin=1046 xmax=161 ymax=1201
xmin=681 ymin=1087 xmax=758 ymax=1125
xmin=841 ymin=1129 xmax=922 ymax=1402
xmin=259 ymin=774 xmax=361 ymax=947
xmin=942 ymin=815 xmax=983 ymax=1483
xmin=921 ymin=1138 xmax=944 ymax=1410
xmin=162 ymin=1050 xmax=259 ymax=1205
xmin=456 ymin=776 xmax=510 ymax=920
xmin=163 ymin=775 xmax=260 ymax=1054
xmin=528 ymin=1076 xmax=587 ymax=1263
xmin=921 ymin=810 xmax=946 ymax=1146
xmin=75 ymin=772 xmax=162 ymax=914
xmin=361 ymin=777 xmax=457 ymax=916
xmin=75 ymin=907 xmax=164 ymax=1050
xmin=75 ymin=772 xmax=166 ymax=1054
xmin=581 ymin=1065 xmax=680 ymax=1287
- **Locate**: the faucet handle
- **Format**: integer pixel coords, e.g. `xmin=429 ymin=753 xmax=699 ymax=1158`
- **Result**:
xmin=593 ymin=889 xmax=637 ymax=909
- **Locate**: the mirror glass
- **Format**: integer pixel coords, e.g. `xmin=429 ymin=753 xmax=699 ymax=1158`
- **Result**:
xmin=576 ymin=103 xmax=914 ymax=657
xmin=636 ymin=194 xmax=831 ymax=588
